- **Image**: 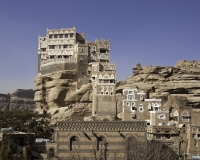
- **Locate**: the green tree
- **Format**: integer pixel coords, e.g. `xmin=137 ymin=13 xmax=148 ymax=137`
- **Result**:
xmin=0 ymin=141 xmax=12 ymax=160
xmin=0 ymin=109 xmax=53 ymax=138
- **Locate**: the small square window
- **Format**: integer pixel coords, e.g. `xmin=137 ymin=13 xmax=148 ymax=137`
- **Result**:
xmin=49 ymin=45 xmax=55 ymax=49
xmin=128 ymin=95 xmax=134 ymax=100
xmin=54 ymin=35 xmax=57 ymax=38
xmin=63 ymin=45 xmax=68 ymax=48
xmin=70 ymin=33 xmax=74 ymax=37
xmin=165 ymin=134 xmax=171 ymax=140
xmin=182 ymin=116 xmax=189 ymax=122
xmin=65 ymin=34 xmax=68 ymax=38
xmin=49 ymin=35 xmax=53 ymax=39
xmin=87 ymin=71 xmax=91 ymax=75
xmin=41 ymin=48 xmax=46 ymax=52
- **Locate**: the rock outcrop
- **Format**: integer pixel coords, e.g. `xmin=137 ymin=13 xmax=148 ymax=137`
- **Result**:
xmin=34 ymin=70 xmax=93 ymax=123
xmin=117 ymin=60 xmax=200 ymax=108
xmin=0 ymin=89 xmax=35 ymax=111
xmin=10 ymin=89 xmax=35 ymax=110
xmin=0 ymin=93 xmax=10 ymax=110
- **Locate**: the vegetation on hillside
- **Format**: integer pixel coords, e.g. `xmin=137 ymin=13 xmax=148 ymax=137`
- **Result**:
xmin=0 ymin=110 xmax=53 ymax=138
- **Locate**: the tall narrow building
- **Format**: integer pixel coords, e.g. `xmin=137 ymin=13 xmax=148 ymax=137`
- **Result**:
xmin=37 ymin=27 xmax=116 ymax=116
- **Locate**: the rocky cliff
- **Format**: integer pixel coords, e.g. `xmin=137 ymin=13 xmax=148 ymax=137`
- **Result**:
xmin=0 ymin=89 xmax=35 ymax=111
xmin=0 ymin=93 xmax=10 ymax=110
xmin=34 ymin=70 xmax=93 ymax=123
xmin=34 ymin=60 xmax=200 ymax=123
xmin=117 ymin=60 xmax=200 ymax=108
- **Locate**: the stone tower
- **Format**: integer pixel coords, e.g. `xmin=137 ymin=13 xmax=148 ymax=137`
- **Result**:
xmin=37 ymin=27 xmax=116 ymax=116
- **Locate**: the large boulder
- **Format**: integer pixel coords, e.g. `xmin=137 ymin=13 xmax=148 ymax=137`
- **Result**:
xmin=34 ymin=70 xmax=93 ymax=122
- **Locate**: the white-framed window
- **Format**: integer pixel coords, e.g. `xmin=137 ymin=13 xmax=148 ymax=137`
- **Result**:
xmin=139 ymin=104 xmax=143 ymax=112
xmin=131 ymin=106 xmax=136 ymax=111
xmin=154 ymin=107 xmax=160 ymax=111
xmin=148 ymin=103 xmax=151 ymax=110
xmin=174 ymin=110 xmax=179 ymax=117
xmin=181 ymin=110 xmax=190 ymax=122
xmin=182 ymin=116 xmax=189 ymax=122
xmin=147 ymin=133 xmax=152 ymax=139
xmin=128 ymin=95 xmax=134 ymax=100
xmin=165 ymin=134 xmax=171 ymax=140
xmin=146 ymin=120 xmax=151 ymax=125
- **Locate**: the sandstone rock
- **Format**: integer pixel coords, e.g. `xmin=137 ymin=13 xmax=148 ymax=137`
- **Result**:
xmin=34 ymin=70 xmax=93 ymax=123
xmin=0 ymin=93 xmax=9 ymax=110
xmin=117 ymin=60 xmax=200 ymax=109
xmin=9 ymin=89 xmax=35 ymax=110
xmin=0 ymin=89 xmax=36 ymax=111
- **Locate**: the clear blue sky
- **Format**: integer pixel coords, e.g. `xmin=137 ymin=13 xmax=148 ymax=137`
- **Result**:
xmin=0 ymin=0 xmax=200 ymax=94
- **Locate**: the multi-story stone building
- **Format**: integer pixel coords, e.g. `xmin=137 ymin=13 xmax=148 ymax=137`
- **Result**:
xmin=121 ymin=88 xmax=169 ymax=125
xmin=38 ymin=27 xmax=116 ymax=116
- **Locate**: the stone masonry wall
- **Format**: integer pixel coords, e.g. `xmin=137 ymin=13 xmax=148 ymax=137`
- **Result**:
xmin=41 ymin=63 xmax=77 ymax=75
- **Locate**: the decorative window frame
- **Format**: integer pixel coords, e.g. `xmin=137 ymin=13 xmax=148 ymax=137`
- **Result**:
xmin=139 ymin=104 xmax=144 ymax=112
xmin=165 ymin=134 xmax=171 ymax=140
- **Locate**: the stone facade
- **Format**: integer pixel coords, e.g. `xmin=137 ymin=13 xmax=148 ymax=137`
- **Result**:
xmin=52 ymin=121 xmax=146 ymax=160
xmin=187 ymin=125 xmax=200 ymax=156
xmin=37 ymin=27 xmax=116 ymax=116
xmin=121 ymin=87 xmax=200 ymax=158
xmin=35 ymin=27 xmax=200 ymax=159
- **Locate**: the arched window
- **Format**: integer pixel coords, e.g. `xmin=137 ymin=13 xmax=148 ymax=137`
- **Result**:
xmin=99 ymin=54 xmax=107 ymax=58
xmin=97 ymin=136 xmax=107 ymax=150
xmin=103 ymin=74 xmax=109 ymax=79
xmin=100 ymin=86 xmax=104 ymax=95
xmin=70 ymin=136 xmax=79 ymax=151
xmin=110 ymin=74 xmax=114 ymax=79
xmin=154 ymin=103 xmax=160 ymax=111
xmin=148 ymin=103 xmax=151 ymax=110
xmin=91 ymin=55 xmax=95 ymax=60
xmin=139 ymin=104 xmax=143 ymax=112
xmin=105 ymin=66 xmax=112 ymax=71
xmin=99 ymin=74 xmax=103 ymax=79
xmin=129 ymin=91 xmax=133 ymax=94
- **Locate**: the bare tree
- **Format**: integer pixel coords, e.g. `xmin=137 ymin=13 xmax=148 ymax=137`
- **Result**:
xmin=124 ymin=136 xmax=179 ymax=160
